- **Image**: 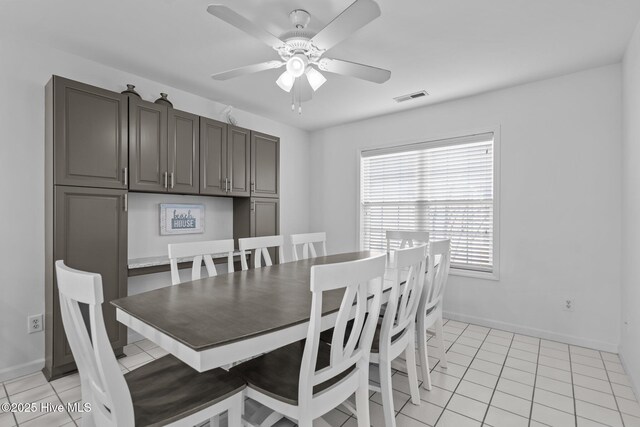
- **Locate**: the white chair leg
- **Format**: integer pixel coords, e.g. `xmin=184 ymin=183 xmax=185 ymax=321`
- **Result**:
xmin=417 ymin=320 xmax=432 ymax=390
xmin=227 ymin=394 xmax=243 ymax=427
xmin=435 ymin=317 xmax=447 ymax=368
xmin=355 ymin=369 xmax=371 ymax=427
xmin=379 ymin=359 xmax=396 ymax=427
xmin=405 ymin=331 xmax=421 ymax=405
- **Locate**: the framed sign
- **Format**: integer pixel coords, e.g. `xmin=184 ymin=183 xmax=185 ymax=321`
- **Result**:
xmin=160 ymin=204 xmax=205 ymax=235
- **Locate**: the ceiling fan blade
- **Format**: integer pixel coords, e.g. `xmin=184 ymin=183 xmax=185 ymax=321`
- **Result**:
xmin=309 ymin=0 xmax=381 ymax=52
xmin=211 ymin=61 xmax=284 ymax=80
xmin=318 ymin=58 xmax=390 ymax=83
xmin=207 ymin=5 xmax=285 ymax=49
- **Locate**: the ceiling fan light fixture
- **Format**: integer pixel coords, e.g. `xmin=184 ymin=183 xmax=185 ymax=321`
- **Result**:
xmin=276 ymin=71 xmax=295 ymax=92
xmin=286 ymin=53 xmax=308 ymax=78
xmin=306 ymin=67 xmax=327 ymax=91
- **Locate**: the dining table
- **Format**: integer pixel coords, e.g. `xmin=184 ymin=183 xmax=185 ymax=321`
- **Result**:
xmin=112 ymin=250 xmax=400 ymax=373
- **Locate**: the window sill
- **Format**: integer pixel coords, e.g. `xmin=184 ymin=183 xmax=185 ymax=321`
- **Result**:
xmin=451 ymin=268 xmax=499 ymax=281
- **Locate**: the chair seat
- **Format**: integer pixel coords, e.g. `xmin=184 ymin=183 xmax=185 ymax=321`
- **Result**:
xmin=230 ymin=340 xmax=354 ymax=406
xmin=124 ymin=354 xmax=245 ymax=427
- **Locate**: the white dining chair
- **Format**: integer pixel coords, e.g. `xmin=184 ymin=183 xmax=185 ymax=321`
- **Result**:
xmin=54 ymin=260 xmax=245 ymax=427
xmin=417 ymin=239 xmax=452 ymax=390
xmin=371 ymin=244 xmax=427 ymax=426
xmin=385 ymin=230 xmax=430 ymax=252
xmin=167 ymin=239 xmax=235 ymax=285
xmin=230 ymin=253 xmax=386 ymax=427
xmin=290 ymin=232 xmax=327 ymax=261
xmin=238 ymin=235 xmax=285 ymax=270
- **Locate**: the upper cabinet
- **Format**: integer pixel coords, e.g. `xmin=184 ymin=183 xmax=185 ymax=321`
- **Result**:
xmin=251 ymin=132 xmax=280 ymax=198
xmin=129 ymin=97 xmax=199 ymax=194
xmin=200 ymin=119 xmax=250 ymax=197
xmin=228 ymin=126 xmax=251 ymax=197
xmin=128 ymin=97 xmax=168 ymax=192
xmin=51 ymin=76 xmax=128 ymax=189
xmin=169 ymin=109 xmax=200 ymax=194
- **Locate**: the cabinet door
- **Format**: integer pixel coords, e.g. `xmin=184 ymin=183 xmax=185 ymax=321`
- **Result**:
xmin=251 ymin=132 xmax=279 ymax=198
xmin=227 ymin=126 xmax=251 ymax=197
xmin=251 ymin=197 xmax=280 ymax=263
xmin=53 ymin=76 xmax=127 ymax=189
xmin=129 ymin=97 xmax=168 ymax=192
xmin=53 ymin=186 xmax=128 ymax=368
xmin=169 ymin=109 xmax=199 ymax=194
xmin=200 ymin=118 xmax=228 ymax=196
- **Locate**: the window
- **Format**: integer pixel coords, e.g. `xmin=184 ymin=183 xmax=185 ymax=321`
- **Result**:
xmin=360 ymin=132 xmax=498 ymax=277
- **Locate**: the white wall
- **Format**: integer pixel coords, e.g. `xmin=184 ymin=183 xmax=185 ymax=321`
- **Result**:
xmin=0 ymin=39 xmax=311 ymax=380
xmin=310 ymin=64 xmax=623 ymax=351
xmin=621 ymin=21 xmax=640 ymax=394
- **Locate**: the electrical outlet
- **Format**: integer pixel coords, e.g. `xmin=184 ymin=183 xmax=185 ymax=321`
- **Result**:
xmin=562 ymin=299 xmax=574 ymax=312
xmin=28 ymin=314 xmax=43 ymax=333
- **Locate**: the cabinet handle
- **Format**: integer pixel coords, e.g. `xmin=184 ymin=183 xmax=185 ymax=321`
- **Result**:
xmin=228 ymin=178 xmax=232 ymax=192
xmin=123 ymin=194 xmax=128 ymax=212
xmin=123 ymin=167 xmax=128 ymax=186
xmin=251 ymin=181 xmax=255 ymax=192
xmin=164 ymin=172 xmax=168 ymax=189
xmin=170 ymin=172 xmax=175 ymax=189
xmin=251 ymin=201 xmax=255 ymax=211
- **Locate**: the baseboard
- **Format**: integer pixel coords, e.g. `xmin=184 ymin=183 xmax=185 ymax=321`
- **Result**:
xmin=618 ymin=347 xmax=640 ymax=399
xmin=0 ymin=358 xmax=45 ymax=383
xmin=444 ymin=311 xmax=619 ymax=353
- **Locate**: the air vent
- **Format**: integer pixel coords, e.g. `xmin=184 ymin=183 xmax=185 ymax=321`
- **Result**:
xmin=394 ymin=90 xmax=429 ymax=103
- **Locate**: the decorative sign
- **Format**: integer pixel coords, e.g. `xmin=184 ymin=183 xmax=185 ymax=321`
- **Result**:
xmin=160 ymin=204 xmax=205 ymax=235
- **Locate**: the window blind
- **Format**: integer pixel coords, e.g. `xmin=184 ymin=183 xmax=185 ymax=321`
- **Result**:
xmin=360 ymin=133 xmax=495 ymax=273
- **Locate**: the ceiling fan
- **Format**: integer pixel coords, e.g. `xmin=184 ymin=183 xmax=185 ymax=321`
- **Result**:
xmin=207 ymin=0 xmax=391 ymax=113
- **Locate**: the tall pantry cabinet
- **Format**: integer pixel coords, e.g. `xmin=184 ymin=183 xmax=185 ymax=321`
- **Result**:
xmin=44 ymin=76 xmax=129 ymax=379
xmin=44 ymin=75 xmax=281 ymax=380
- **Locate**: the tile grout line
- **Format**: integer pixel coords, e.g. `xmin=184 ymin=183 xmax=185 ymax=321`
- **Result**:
xmin=480 ymin=328 xmax=517 ymax=426
xmin=393 ymin=318 xmax=453 ymax=418
xmin=2 ymin=382 xmax=19 ymax=427
xmin=49 ymin=382 xmax=78 ymax=427
xmin=596 ymin=349 xmax=626 ymax=427
xmin=526 ymin=337 xmax=543 ymax=427
xmin=431 ymin=323 xmax=493 ymax=426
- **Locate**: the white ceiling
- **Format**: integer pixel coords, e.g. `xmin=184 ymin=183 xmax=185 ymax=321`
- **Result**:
xmin=2 ymin=0 xmax=640 ymax=130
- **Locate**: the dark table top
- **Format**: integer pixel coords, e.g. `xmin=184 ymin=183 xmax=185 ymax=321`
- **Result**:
xmin=112 ymin=251 xmax=381 ymax=352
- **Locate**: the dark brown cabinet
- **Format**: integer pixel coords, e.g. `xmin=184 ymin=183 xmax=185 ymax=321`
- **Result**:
xmin=44 ymin=186 xmax=128 ymax=379
xmin=50 ymin=76 xmax=128 ymax=189
xmin=233 ymin=197 xmax=279 ymax=262
xmin=45 ymin=76 xmax=281 ymax=379
xmin=251 ymin=132 xmax=279 ymax=198
xmin=169 ymin=109 xmax=200 ymax=194
xmin=228 ymin=126 xmax=251 ymax=197
xmin=128 ymin=97 xmax=168 ymax=192
xmin=200 ymin=118 xmax=250 ymax=197
xmin=129 ymin=98 xmax=200 ymax=194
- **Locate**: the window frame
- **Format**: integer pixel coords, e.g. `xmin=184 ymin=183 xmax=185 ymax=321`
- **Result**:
xmin=356 ymin=125 xmax=501 ymax=281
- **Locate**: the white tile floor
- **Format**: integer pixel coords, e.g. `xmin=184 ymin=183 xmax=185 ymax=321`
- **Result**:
xmin=1 ymin=319 xmax=639 ymax=427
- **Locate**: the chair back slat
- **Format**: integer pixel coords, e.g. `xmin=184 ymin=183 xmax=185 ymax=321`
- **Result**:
xmin=167 ymin=239 xmax=235 ymax=285
xmin=291 ymin=232 xmax=327 ymax=261
xmin=421 ymin=239 xmax=452 ymax=314
xmin=385 ymin=230 xmax=429 ymax=252
xmin=55 ymin=261 xmax=134 ymax=426
xmin=299 ymin=254 xmax=386 ymax=404
xmin=238 ymin=235 xmax=285 ymax=270
xmin=381 ymin=245 xmax=428 ymax=348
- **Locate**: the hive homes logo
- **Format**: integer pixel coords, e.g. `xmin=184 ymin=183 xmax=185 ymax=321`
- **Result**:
xmin=172 ymin=210 xmax=196 ymax=230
